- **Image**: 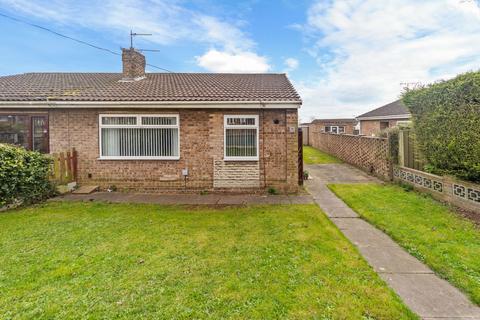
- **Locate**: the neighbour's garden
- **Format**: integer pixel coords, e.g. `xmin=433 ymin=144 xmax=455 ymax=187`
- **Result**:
xmin=329 ymin=183 xmax=480 ymax=305
xmin=0 ymin=202 xmax=417 ymax=319
xmin=303 ymin=145 xmax=342 ymax=165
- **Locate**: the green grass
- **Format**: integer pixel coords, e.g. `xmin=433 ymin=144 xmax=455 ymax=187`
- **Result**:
xmin=303 ymin=146 xmax=342 ymax=164
xmin=329 ymin=183 xmax=480 ymax=305
xmin=0 ymin=202 xmax=416 ymax=319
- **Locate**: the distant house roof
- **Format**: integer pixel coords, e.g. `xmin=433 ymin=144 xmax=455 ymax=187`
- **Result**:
xmin=357 ymin=100 xmax=410 ymax=119
xmin=0 ymin=73 xmax=301 ymax=104
xmin=312 ymin=118 xmax=357 ymax=123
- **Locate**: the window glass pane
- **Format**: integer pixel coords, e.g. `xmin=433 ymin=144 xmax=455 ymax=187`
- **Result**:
xmin=142 ymin=116 xmax=177 ymax=126
xmin=0 ymin=115 xmax=29 ymax=149
xmin=102 ymin=128 xmax=179 ymax=157
xmin=226 ymin=117 xmax=256 ymax=126
xmin=225 ymin=128 xmax=257 ymax=157
xmin=339 ymin=126 xmax=345 ymax=133
xmin=32 ymin=116 xmax=48 ymax=153
xmin=325 ymin=126 xmax=330 ymax=132
xmin=102 ymin=116 xmax=136 ymax=125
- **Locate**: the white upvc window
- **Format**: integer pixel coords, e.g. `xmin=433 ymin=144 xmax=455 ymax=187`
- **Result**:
xmin=325 ymin=125 xmax=345 ymax=134
xmin=99 ymin=114 xmax=180 ymax=160
xmin=224 ymin=115 xmax=259 ymax=161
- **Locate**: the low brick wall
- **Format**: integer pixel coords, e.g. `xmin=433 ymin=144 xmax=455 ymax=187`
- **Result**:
xmin=310 ymin=132 xmax=391 ymax=179
xmin=394 ymin=166 xmax=480 ymax=213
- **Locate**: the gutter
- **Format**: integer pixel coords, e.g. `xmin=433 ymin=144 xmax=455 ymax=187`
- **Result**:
xmin=356 ymin=114 xmax=411 ymax=121
xmin=0 ymin=100 xmax=302 ymax=109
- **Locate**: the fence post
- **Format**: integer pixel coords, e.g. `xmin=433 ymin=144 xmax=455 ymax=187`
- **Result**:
xmin=399 ymin=130 xmax=405 ymax=167
xmin=387 ymin=132 xmax=394 ymax=180
xmin=72 ymin=148 xmax=78 ymax=181
xmin=59 ymin=152 xmax=66 ymax=184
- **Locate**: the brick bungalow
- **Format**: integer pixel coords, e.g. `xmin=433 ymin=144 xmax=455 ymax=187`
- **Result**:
xmin=357 ymin=100 xmax=411 ymax=136
xmin=0 ymin=49 xmax=302 ymax=193
xmin=310 ymin=118 xmax=358 ymax=135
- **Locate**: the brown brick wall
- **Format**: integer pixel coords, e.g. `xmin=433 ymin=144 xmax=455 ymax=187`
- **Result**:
xmin=310 ymin=120 xmax=356 ymax=135
xmin=360 ymin=119 xmax=409 ymax=136
xmin=122 ymin=48 xmax=146 ymax=79
xmin=310 ymin=131 xmax=392 ymax=180
xmin=47 ymin=108 xmax=298 ymax=193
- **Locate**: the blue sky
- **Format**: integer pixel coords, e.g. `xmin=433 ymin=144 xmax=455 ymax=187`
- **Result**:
xmin=1 ymin=0 xmax=479 ymax=121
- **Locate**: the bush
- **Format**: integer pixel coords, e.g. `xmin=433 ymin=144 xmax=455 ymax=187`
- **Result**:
xmin=381 ymin=127 xmax=400 ymax=165
xmin=267 ymin=187 xmax=278 ymax=195
xmin=402 ymin=71 xmax=480 ymax=182
xmin=0 ymin=144 xmax=55 ymax=207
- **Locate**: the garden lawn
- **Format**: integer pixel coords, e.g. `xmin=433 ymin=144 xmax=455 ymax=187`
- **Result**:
xmin=329 ymin=183 xmax=480 ymax=305
xmin=0 ymin=202 xmax=416 ymax=319
xmin=303 ymin=146 xmax=342 ymax=164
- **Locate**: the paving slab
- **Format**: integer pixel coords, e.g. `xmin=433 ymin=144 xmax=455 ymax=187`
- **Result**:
xmin=360 ymin=246 xmax=433 ymax=274
xmin=306 ymin=162 xmax=480 ymax=319
xmin=71 ymin=185 xmax=99 ymax=194
xmin=330 ymin=217 xmax=375 ymax=230
xmin=341 ymin=225 xmax=400 ymax=248
xmin=321 ymin=207 xmax=358 ymax=218
xmin=305 ymin=163 xmax=379 ymax=183
xmin=380 ymin=273 xmax=480 ymax=319
xmin=53 ymin=192 xmax=312 ymax=205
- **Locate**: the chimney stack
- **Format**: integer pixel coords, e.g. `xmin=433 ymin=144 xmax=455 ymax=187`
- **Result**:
xmin=122 ymin=48 xmax=146 ymax=80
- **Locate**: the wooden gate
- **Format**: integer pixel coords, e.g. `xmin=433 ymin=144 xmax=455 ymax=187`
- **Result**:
xmin=298 ymin=128 xmax=304 ymax=185
xmin=399 ymin=130 xmax=426 ymax=170
xmin=50 ymin=148 xmax=78 ymax=184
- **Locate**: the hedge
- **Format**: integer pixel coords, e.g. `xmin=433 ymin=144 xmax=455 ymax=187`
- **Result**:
xmin=0 ymin=144 xmax=55 ymax=207
xmin=402 ymin=71 xmax=480 ymax=182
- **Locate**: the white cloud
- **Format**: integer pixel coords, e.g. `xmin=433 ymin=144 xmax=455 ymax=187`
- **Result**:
xmin=0 ymin=0 xmax=271 ymax=72
xmin=196 ymin=49 xmax=270 ymax=73
xmin=298 ymin=0 xmax=480 ymax=122
xmin=284 ymin=58 xmax=299 ymax=71
xmin=193 ymin=16 xmax=271 ymax=73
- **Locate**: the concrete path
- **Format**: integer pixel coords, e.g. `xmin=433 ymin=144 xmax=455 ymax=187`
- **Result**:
xmin=306 ymin=163 xmax=480 ymax=320
xmin=53 ymin=192 xmax=314 ymax=205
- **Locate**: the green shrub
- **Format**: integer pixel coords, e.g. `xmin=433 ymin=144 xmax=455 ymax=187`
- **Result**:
xmin=381 ymin=127 xmax=400 ymax=165
xmin=267 ymin=187 xmax=278 ymax=195
xmin=0 ymin=144 xmax=55 ymax=207
xmin=402 ymin=71 xmax=480 ymax=182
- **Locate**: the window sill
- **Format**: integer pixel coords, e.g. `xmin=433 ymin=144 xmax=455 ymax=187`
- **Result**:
xmin=224 ymin=157 xmax=259 ymax=162
xmin=97 ymin=156 xmax=180 ymax=161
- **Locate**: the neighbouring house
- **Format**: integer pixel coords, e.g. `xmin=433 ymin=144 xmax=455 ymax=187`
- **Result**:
xmin=310 ymin=118 xmax=358 ymax=135
xmin=0 ymin=48 xmax=302 ymax=192
xmin=357 ymin=100 xmax=411 ymax=136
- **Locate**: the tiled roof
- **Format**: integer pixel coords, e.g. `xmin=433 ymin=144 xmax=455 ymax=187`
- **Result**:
xmin=357 ymin=100 xmax=410 ymax=118
xmin=312 ymin=118 xmax=357 ymax=123
xmin=0 ymin=73 xmax=301 ymax=103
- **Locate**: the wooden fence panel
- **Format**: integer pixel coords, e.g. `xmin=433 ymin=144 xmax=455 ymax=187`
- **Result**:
xmin=398 ymin=130 xmax=426 ymax=171
xmin=50 ymin=148 xmax=78 ymax=184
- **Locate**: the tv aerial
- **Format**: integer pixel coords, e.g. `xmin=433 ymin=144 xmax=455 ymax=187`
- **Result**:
xmin=129 ymin=30 xmax=160 ymax=52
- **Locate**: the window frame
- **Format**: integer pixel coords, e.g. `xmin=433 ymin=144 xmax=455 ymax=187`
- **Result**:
xmin=0 ymin=113 xmax=49 ymax=153
xmin=98 ymin=114 xmax=180 ymax=160
xmin=224 ymin=114 xmax=259 ymax=161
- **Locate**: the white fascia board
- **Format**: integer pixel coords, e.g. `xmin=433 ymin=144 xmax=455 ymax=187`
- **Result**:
xmin=0 ymin=100 xmax=301 ymax=109
xmin=357 ymin=114 xmax=411 ymax=121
